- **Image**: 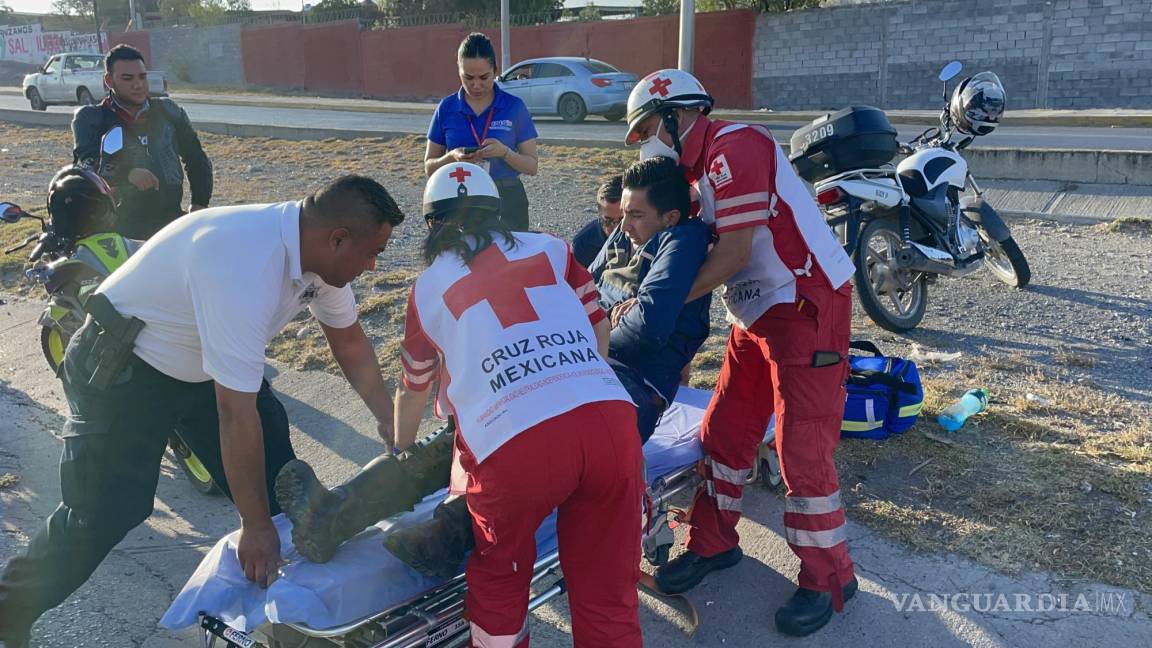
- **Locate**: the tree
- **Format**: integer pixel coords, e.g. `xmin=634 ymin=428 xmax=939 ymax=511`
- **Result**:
xmin=312 ymin=0 xmax=359 ymax=10
xmin=578 ymin=2 xmax=600 ymax=21
xmin=53 ymin=0 xmax=131 ymax=22
xmin=225 ymin=0 xmax=251 ymax=11
xmin=641 ymin=0 xmax=678 ymax=16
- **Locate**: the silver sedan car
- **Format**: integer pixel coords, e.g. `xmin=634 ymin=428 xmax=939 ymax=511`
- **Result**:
xmin=497 ymin=57 xmax=638 ymax=123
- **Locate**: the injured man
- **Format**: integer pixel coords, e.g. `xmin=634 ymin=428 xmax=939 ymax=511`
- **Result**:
xmin=274 ymin=155 xmax=712 ymax=576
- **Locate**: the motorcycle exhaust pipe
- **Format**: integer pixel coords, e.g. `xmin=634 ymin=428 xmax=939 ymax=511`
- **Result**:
xmin=894 ymin=242 xmax=981 ymax=278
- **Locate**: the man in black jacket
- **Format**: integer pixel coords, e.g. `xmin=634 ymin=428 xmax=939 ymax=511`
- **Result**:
xmin=72 ymin=45 xmax=213 ymax=240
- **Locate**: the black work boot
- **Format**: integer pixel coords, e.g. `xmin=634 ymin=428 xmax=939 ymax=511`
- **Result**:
xmin=384 ymin=496 xmax=475 ymax=578
xmin=774 ymin=576 xmax=859 ymax=637
xmin=275 ymin=424 xmax=455 ymax=563
xmin=653 ymin=547 xmax=743 ymax=594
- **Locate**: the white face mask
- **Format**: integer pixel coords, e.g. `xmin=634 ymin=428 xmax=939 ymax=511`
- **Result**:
xmin=638 ymin=116 xmax=698 ymax=163
xmin=639 ymin=119 xmax=680 ymax=163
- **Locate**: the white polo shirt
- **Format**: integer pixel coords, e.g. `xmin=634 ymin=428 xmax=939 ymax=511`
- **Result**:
xmin=97 ymin=202 xmax=358 ymax=392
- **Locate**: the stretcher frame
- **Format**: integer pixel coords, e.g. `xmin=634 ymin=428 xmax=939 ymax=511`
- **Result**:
xmin=198 ymin=461 xmax=704 ymax=648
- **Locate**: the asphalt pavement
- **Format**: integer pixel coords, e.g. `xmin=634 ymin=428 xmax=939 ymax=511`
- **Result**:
xmin=4 ymin=93 xmax=1152 ymax=151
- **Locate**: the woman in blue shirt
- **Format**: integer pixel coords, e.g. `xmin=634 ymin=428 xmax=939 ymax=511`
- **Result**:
xmin=425 ymin=33 xmax=539 ymax=231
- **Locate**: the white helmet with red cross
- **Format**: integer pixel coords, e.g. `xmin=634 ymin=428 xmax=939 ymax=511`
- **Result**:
xmin=423 ymin=162 xmax=502 ymax=225
xmin=625 ymin=69 xmax=714 ymax=145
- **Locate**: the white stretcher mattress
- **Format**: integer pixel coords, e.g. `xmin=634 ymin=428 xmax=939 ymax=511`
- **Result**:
xmin=161 ymin=388 xmax=765 ymax=632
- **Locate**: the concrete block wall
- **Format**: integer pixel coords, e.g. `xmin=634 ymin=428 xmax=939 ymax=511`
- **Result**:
xmin=754 ymin=0 xmax=1152 ymax=110
xmin=148 ymin=23 xmax=244 ymax=86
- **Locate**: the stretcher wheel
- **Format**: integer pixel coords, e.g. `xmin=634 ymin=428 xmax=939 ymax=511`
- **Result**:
xmin=760 ymin=456 xmax=783 ymax=490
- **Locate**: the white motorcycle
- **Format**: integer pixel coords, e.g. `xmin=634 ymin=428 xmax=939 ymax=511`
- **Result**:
xmin=790 ymin=61 xmax=1030 ymax=332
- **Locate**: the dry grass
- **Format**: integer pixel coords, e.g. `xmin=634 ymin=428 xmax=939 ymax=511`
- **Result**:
xmin=1094 ymin=217 xmax=1152 ymax=235
xmin=0 ymin=473 xmax=20 ymax=489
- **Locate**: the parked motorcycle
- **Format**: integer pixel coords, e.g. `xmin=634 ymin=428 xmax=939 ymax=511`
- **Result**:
xmin=789 ymin=61 xmax=1030 ymax=332
xmin=1 ymin=128 xmax=220 ymax=495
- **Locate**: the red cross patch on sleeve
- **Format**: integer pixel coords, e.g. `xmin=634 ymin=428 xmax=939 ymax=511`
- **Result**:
xmin=708 ymin=154 xmax=734 ymax=188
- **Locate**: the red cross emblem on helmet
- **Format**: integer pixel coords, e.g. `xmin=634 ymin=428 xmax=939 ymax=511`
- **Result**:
xmin=649 ymin=76 xmax=673 ymax=97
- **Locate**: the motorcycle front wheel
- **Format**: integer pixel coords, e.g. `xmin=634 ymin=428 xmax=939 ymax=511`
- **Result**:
xmin=855 ymin=218 xmax=928 ymax=333
xmin=982 ymin=235 xmax=1031 ymax=288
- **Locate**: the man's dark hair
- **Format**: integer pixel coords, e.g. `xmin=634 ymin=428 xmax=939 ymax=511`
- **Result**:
xmin=458 ymin=32 xmax=497 ymax=72
xmin=306 ymin=175 xmax=405 ymax=234
xmin=622 ymin=156 xmax=690 ymax=220
xmin=596 ymin=175 xmax=623 ymax=205
xmin=104 ymin=44 xmax=146 ymax=74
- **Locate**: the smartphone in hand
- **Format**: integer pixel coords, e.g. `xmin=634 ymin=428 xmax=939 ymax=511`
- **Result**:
xmin=461 ymin=146 xmax=481 ymax=154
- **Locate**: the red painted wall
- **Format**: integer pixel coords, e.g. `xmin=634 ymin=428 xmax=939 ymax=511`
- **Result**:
xmin=242 ymin=23 xmax=306 ymax=88
xmin=361 ymin=25 xmax=473 ymax=99
xmin=241 ymin=11 xmax=754 ymax=108
xmin=302 ymin=21 xmax=363 ymax=94
xmin=106 ymin=31 xmax=152 ymax=66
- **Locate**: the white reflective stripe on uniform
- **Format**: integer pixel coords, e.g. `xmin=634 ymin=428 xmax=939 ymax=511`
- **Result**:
xmin=785 ymin=524 xmax=847 ymax=548
xmin=717 ymin=211 xmax=770 ymax=228
xmin=784 ymin=490 xmax=843 ymax=516
xmin=404 ymin=369 xmax=435 ymax=385
xmin=401 ymin=346 xmax=436 ymax=371
xmin=715 ymin=191 xmax=772 ymax=211
xmin=574 ymin=280 xmax=597 ymax=299
xmin=715 ymin=123 xmax=748 ymax=139
xmin=716 ymin=493 xmax=743 ymax=513
xmin=470 ymin=619 xmax=528 ymax=648
xmin=708 ymin=457 xmax=752 ymax=486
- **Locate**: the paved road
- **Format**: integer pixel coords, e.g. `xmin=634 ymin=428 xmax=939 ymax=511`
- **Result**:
xmin=4 ymin=94 xmax=1152 ymax=151
xmin=1 ymin=296 xmax=1149 ymax=647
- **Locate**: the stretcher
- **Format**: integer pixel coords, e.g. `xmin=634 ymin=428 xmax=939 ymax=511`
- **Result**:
xmin=161 ymin=388 xmax=777 ymax=648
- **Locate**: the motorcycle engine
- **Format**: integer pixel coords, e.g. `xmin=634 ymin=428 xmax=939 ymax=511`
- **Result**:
xmin=954 ymin=222 xmax=981 ymax=258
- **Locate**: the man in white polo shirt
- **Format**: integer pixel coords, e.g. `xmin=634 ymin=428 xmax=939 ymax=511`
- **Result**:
xmin=0 ymin=175 xmax=404 ymax=648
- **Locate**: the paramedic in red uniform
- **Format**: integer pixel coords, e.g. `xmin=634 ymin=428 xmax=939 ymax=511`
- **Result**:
xmin=624 ymin=69 xmax=860 ymax=637
xmin=391 ymin=162 xmax=644 ymax=648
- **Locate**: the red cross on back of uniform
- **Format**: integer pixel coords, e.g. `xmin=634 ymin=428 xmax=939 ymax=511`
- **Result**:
xmin=443 ymin=245 xmax=558 ymax=328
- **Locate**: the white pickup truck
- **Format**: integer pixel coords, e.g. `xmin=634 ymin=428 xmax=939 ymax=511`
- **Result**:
xmin=22 ymin=52 xmax=168 ymax=111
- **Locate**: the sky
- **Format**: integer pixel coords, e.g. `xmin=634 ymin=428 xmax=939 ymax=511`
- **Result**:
xmin=4 ymin=0 xmax=301 ymax=13
xmin=4 ymin=0 xmax=641 ymax=14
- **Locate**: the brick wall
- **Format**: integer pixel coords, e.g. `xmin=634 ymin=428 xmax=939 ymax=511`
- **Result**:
xmin=753 ymin=0 xmax=1152 ymax=110
xmin=148 ymin=24 xmax=244 ymax=86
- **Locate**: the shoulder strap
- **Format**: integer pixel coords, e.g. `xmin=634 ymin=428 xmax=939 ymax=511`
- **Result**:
xmin=849 ymin=340 xmax=884 ymax=357
xmin=848 ymin=369 xmax=919 ymax=395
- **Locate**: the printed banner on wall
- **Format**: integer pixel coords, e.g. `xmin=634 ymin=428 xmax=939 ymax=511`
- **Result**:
xmin=1 ymin=24 xmax=102 ymax=64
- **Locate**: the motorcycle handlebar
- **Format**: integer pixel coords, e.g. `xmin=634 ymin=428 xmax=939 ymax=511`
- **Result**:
xmin=4 ymin=233 xmax=39 ymax=255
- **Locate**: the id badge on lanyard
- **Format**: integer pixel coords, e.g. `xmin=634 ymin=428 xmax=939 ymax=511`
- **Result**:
xmin=469 ymin=108 xmax=496 ymax=174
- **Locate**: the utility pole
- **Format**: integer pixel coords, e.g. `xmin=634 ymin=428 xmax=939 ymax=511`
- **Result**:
xmin=127 ymin=0 xmax=140 ymax=30
xmin=500 ymin=0 xmax=510 ymax=71
xmin=92 ymin=0 xmax=103 ymax=50
xmin=678 ymin=0 xmax=695 ymax=73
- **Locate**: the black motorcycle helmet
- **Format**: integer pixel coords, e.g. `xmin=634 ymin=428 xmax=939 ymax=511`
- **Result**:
xmin=45 ymin=166 xmax=117 ymax=242
xmin=949 ymin=71 xmax=1006 ymax=137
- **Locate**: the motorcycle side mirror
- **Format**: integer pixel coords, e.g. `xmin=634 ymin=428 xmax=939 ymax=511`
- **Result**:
xmin=0 ymin=202 xmax=25 ymax=223
xmin=939 ymin=61 xmax=963 ymax=83
xmin=101 ymin=126 xmax=124 ymax=156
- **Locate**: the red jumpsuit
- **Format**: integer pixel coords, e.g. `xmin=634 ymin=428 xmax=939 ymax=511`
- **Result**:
xmin=401 ymin=234 xmax=644 ymax=647
xmin=680 ymin=117 xmax=858 ymax=609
